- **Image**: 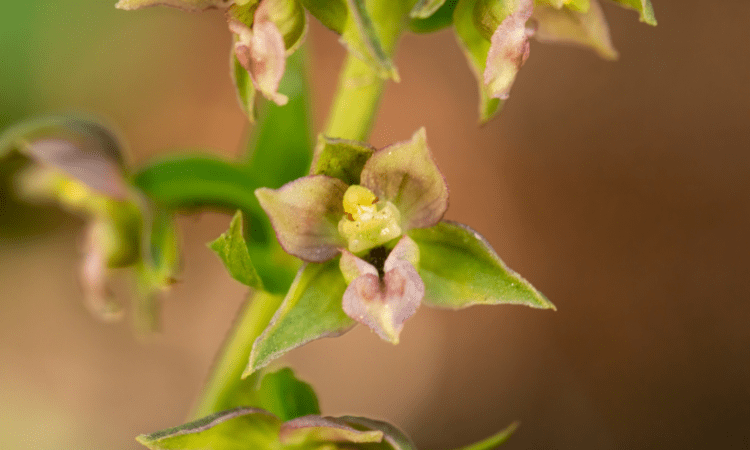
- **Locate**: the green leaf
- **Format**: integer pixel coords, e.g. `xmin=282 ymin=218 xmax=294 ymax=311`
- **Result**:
xmin=210 ymin=210 xmax=263 ymax=289
xmin=133 ymin=155 xmax=261 ymax=213
xmin=408 ymin=221 xmax=555 ymax=310
xmin=136 ymin=407 xmax=281 ymax=450
xmin=253 ymin=368 xmax=320 ymax=421
xmin=247 ymin=259 xmax=354 ymax=375
xmin=243 ymin=49 xmax=312 ymax=189
xmin=448 ymin=422 xmax=518 ymax=450
xmin=310 ymin=134 xmax=375 ymax=185
xmin=453 ymin=0 xmax=503 ymax=123
xmin=609 ymin=0 xmax=657 ymax=26
xmin=409 ymin=0 xmax=458 ymax=33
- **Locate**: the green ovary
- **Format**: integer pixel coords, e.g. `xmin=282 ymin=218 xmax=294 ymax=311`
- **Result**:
xmin=339 ymin=185 xmax=402 ymax=254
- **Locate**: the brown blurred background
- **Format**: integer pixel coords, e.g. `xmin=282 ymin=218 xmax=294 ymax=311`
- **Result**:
xmin=1 ymin=0 xmax=748 ymax=449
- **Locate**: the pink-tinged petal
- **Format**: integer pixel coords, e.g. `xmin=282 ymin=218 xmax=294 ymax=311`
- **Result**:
xmin=115 ymin=0 xmax=232 ymax=12
xmin=483 ymin=0 xmax=535 ymax=100
xmin=230 ymin=7 xmax=289 ymax=106
xmin=80 ymin=222 xmax=125 ymax=323
xmin=256 ymin=175 xmax=348 ymax=262
xmin=279 ymin=415 xmax=383 ymax=445
xmin=339 ymin=248 xmax=379 ymax=284
xmin=341 ymin=237 xmax=424 ymax=344
xmin=533 ymin=0 xmax=618 ymax=60
xmin=360 ymin=128 xmax=448 ymax=231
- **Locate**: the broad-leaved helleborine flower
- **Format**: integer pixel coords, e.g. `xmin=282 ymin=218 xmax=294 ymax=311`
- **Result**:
xmin=454 ymin=0 xmax=653 ymax=122
xmin=116 ymin=0 xmax=306 ymax=109
xmin=256 ymin=128 xmax=445 ymax=343
xmin=0 ymin=116 xmax=180 ymax=332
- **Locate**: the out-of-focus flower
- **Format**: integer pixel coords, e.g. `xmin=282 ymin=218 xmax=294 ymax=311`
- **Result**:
xmin=452 ymin=0 xmax=656 ymax=122
xmin=0 ymin=116 xmax=180 ymax=332
xmin=116 ymin=0 xmax=307 ymax=114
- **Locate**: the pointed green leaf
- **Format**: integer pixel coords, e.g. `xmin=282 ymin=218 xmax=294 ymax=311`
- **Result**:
xmin=136 ymin=407 xmax=280 ymax=450
xmin=409 ymin=0 xmax=458 ymax=33
xmin=609 ymin=0 xmax=657 ymax=26
xmin=253 ymin=368 xmax=320 ymax=421
xmin=453 ymin=0 xmax=503 ymax=123
xmin=210 ymin=210 xmax=263 ymax=289
xmin=247 ymin=259 xmax=355 ymax=374
xmin=408 ymin=221 xmax=555 ymax=310
xmin=533 ymin=0 xmax=618 ymax=60
xmin=115 ymin=0 xmax=233 ymax=12
xmin=448 ymin=422 xmax=518 ymax=450
xmin=310 ymin=134 xmax=375 ymax=185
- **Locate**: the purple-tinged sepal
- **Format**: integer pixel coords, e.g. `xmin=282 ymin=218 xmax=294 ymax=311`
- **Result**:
xmin=279 ymin=415 xmax=383 ymax=445
xmin=256 ymin=175 xmax=348 ymax=262
xmin=360 ymin=128 xmax=448 ymax=231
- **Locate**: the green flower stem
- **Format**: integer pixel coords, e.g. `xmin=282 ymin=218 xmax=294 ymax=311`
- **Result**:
xmin=324 ymin=0 xmax=415 ymax=141
xmin=189 ymin=289 xmax=283 ymax=420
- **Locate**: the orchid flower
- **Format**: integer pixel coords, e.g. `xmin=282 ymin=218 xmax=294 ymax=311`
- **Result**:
xmin=116 ymin=0 xmax=307 ymax=113
xmin=254 ymin=128 xmax=553 ymax=350
xmin=452 ymin=0 xmax=656 ymax=122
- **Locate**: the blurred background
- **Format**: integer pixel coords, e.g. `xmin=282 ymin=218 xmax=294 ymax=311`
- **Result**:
xmin=1 ymin=0 xmax=748 ymax=448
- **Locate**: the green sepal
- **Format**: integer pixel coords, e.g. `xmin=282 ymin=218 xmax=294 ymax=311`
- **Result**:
xmin=409 ymin=0 xmax=458 ymax=33
xmin=136 ymin=407 xmax=281 ymax=450
xmin=453 ymin=0 xmax=503 ymax=123
xmin=310 ymin=134 xmax=375 ymax=185
xmin=447 ymin=422 xmax=518 ymax=450
xmin=609 ymin=0 xmax=656 ymax=26
xmin=408 ymin=221 xmax=555 ymax=310
xmin=209 ymin=210 xmax=263 ymax=289
xmin=410 ymin=0 xmax=448 ymax=19
xmin=231 ymin=46 xmax=258 ymax=122
xmin=473 ymin=0 xmax=515 ymax=41
xmin=246 ymin=259 xmax=355 ymax=375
